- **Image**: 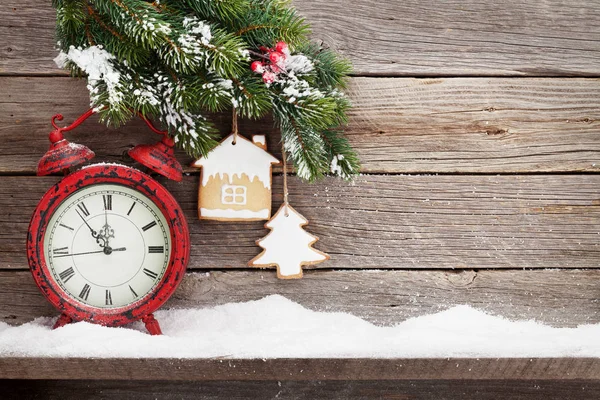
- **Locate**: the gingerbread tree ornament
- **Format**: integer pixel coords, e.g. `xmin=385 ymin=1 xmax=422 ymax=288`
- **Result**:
xmin=249 ymin=204 xmax=329 ymax=279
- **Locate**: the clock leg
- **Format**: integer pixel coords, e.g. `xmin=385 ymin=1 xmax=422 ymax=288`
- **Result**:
xmin=142 ymin=313 xmax=162 ymax=335
xmin=53 ymin=313 xmax=73 ymax=330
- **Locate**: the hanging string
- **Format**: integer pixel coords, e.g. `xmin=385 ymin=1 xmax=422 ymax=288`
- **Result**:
xmin=231 ymin=107 xmax=238 ymax=145
xmin=281 ymin=141 xmax=289 ymax=217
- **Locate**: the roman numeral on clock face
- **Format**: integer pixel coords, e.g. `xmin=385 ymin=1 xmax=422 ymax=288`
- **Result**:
xmin=127 ymin=202 xmax=136 ymax=216
xmin=79 ymin=284 xmax=91 ymax=301
xmin=142 ymin=221 xmax=157 ymax=231
xmin=59 ymin=267 xmax=75 ymax=283
xmin=105 ymin=290 xmax=113 ymax=306
xmin=53 ymin=247 xmax=69 ymax=256
xmin=143 ymin=268 xmax=158 ymax=280
xmin=148 ymin=246 xmax=164 ymax=254
xmin=129 ymin=285 xmax=138 ymax=298
xmin=59 ymin=223 xmax=74 ymax=231
xmin=77 ymin=202 xmax=90 ymax=217
xmin=103 ymin=194 xmax=112 ymax=211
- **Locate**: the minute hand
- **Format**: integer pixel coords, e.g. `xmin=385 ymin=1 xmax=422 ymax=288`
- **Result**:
xmin=53 ymin=248 xmax=126 ymax=258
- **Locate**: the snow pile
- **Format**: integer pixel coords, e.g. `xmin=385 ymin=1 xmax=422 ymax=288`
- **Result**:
xmin=286 ymin=54 xmax=314 ymax=74
xmin=0 ymin=295 xmax=599 ymax=358
xmin=330 ymin=154 xmax=345 ymax=175
xmin=182 ymin=17 xmax=212 ymax=45
xmin=54 ymin=45 xmax=122 ymax=108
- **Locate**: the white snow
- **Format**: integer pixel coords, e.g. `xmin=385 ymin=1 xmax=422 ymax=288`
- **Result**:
xmin=1 ymin=295 xmax=599 ymax=358
xmin=193 ymin=134 xmax=279 ymax=189
xmin=182 ymin=17 xmax=212 ymax=44
xmin=55 ymin=46 xmax=123 ymax=107
xmin=286 ymin=54 xmax=314 ymax=74
xmin=330 ymin=154 xmax=345 ymax=176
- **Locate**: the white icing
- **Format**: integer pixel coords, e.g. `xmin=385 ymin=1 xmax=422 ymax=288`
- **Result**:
xmin=252 ymin=135 xmax=266 ymax=145
xmin=193 ymin=134 xmax=279 ymax=189
xmin=250 ymin=204 xmax=328 ymax=277
xmin=201 ymin=208 xmax=269 ymax=219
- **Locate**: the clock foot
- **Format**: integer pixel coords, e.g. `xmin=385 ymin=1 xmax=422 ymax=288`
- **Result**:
xmin=142 ymin=313 xmax=162 ymax=335
xmin=53 ymin=313 xmax=73 ymax=330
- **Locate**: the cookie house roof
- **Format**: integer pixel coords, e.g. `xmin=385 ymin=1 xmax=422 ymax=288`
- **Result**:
xmin=192 ymin=134 xmax=279 ymax=189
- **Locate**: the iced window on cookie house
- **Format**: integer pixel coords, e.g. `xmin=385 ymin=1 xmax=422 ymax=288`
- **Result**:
xmin=222 ymin=185 xmax=247 ymax=205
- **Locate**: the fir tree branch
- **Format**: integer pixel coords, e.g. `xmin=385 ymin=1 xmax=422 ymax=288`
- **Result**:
xmin=52 ymin=0 xmax=358 ymax=180
xmin=87 ymin=5 xmax=125 ymax=42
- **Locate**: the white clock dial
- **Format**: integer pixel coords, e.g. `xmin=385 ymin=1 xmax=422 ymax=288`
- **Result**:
xmin=43 ymin=184 xmax=172 ymax=308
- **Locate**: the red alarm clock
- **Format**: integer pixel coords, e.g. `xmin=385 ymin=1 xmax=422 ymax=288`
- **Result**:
xmin=27 ymin=109 xmax=190 ymax=335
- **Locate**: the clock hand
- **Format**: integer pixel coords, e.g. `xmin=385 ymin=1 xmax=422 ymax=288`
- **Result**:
xmin=53 ymin=247 xmax=126 ymax=258
xmin=103 ymin=246 xmax=126 ymax=255
xmin=54 ymin=249 xmax=104 ymax=258
xmin=76 ymin=209 xmax=101 ymax=242
xmin=99 ymin=208 xmax=115 ymax=247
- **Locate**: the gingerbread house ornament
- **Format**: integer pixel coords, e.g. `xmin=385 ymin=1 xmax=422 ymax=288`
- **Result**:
xmin=192 ymin=134 xmax=280 ymax=221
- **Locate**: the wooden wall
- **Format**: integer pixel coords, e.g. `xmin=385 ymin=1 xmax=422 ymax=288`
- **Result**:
xmin=1 ymin=0 xmax=600 ymax=397
xmin=1 ymin=0 xmax=600 ymax=326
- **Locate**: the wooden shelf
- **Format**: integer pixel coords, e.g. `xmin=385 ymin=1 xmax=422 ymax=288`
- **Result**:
xmin=2 ymin=357 xmax=600 ymax=381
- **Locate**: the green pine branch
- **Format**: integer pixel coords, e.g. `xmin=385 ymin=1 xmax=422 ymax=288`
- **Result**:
xmin=52 ymin=0 xmax=360 ymax=181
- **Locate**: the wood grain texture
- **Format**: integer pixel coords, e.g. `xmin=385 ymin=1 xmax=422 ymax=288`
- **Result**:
xmin=1 ymin=0 xmax=600 ymax=76
xmin=1 ymin=77 xmax=599 ymax=174
xmin=3 ymin=379 xmax=600 ymax=399
xmin=2 ymin=174 xmax=599 ymax=271
xmin=1 ymin=357 xmax=599 ymax=381
xmin=1 ymin=269 xmax=599 ymax=327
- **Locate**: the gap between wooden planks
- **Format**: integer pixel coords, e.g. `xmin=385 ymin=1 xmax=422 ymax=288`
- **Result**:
xmin=1 ymin=0 xmax=599 ymax=76
xmin=2 ymin=378 xmax=600 ymax=400
xmin=2 ymin=174 xmax=599 ymax=271
xmin=1 ymin=269 xmax=598 ymax=327
xmin=0 ymin=77 xmax=598 ymax=174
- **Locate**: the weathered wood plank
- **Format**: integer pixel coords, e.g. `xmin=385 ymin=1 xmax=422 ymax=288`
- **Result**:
xmin=2 ymin=174 xmax=599 ymax=270
xmin=3 ymin=379 xmax=600 ymax=399
xmin=1 ymin=357 xmax=599 ymax=381
xmin=2 ymin=0 xmax=600 ymax=76
xmin=1 ymin=77 xmax=599 ymax=174
xmin=1 ymin=269 xmax=598 ymax=327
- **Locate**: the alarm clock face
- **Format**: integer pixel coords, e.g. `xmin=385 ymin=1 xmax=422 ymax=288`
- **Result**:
xmin=44 ymin=184 xmax=171 ymax=309
xmin=28 ymin=164 xmax=189 ymax=326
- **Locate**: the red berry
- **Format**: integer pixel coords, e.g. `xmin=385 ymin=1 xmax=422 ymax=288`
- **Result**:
xmin=270 ymin=64 xmax=282 ymax=74
xmin=262 ymin=71 xmax=276 ymax=84
xmin=275 ymin=41 xmax=289 ymax=55
xmin=250 ymin=61 xmax=264 ymax=73
xmin=259 ymin=46 xmax=271 ymax=54
xmin=269 ymin=51 xmax=285 ymax=66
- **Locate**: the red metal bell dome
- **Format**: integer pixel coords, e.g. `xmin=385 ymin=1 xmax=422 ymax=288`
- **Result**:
xmin=37 ymin=112 xmax=95 ymax=176
xmin=128 ymin=134 xmax=183 ymax=182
